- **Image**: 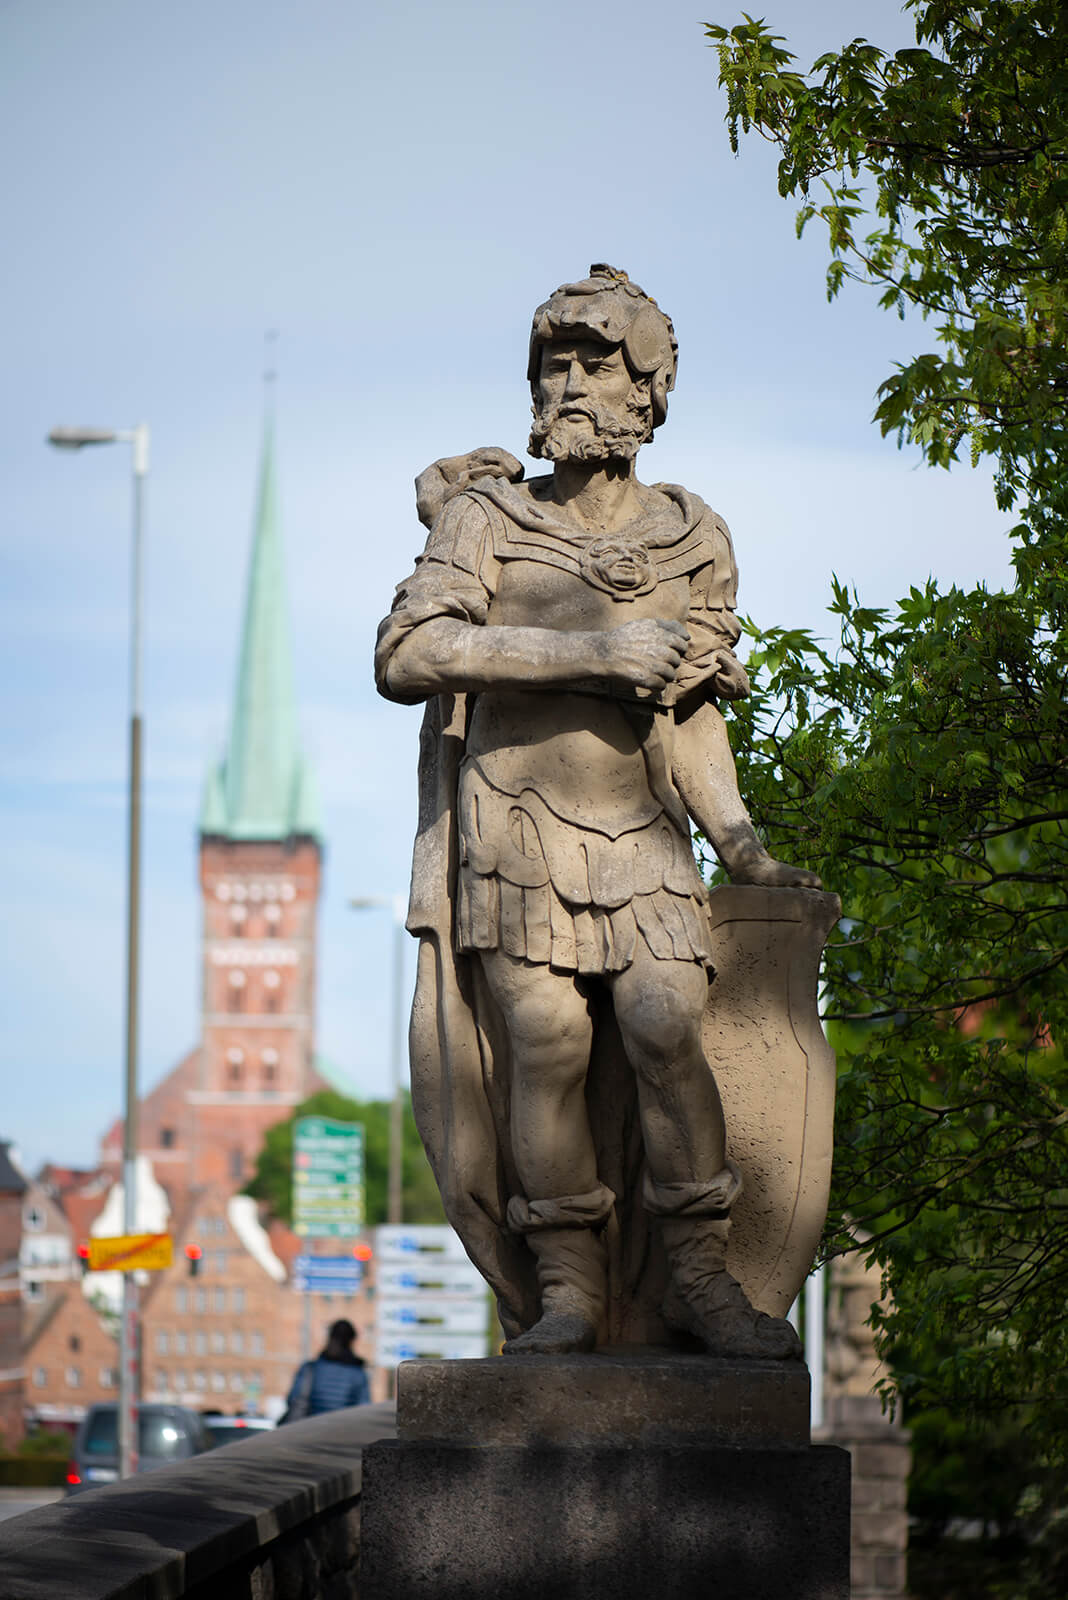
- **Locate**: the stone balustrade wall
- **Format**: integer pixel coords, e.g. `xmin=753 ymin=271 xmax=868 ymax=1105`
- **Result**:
xmin=0 ymin=1403 xmax=396 ymax=1600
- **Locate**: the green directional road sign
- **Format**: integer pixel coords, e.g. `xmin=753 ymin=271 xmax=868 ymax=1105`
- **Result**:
xmin=292 ymin=1117 xmax=365 ymax=1237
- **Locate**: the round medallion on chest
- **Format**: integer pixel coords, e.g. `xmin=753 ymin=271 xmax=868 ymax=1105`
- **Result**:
xmin=579 ymin=537 xmax=658 ymax=599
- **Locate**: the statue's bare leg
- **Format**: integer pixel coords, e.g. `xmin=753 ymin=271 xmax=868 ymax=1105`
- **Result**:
xmin=610 ymin=949 xmax=801 ymax=1360
xmin=480 ymin=950 xmax=610 ymax=1355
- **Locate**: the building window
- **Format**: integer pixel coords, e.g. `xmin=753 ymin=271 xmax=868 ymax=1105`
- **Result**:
xmin=194 ymin=1332 xmax=206 ymax=1355
xmin=175 ymin=1331 xmax=188 ymax=1355
xmin=32 ymin=1367 xmax=46 ymax=1388
xmin=280 ymin=883 xmax=295 ymax=902
xmin=25 ymin=1280 xmax=42 ymax=1303
xmin=230 ymin=1372 xmax=244 ymax=1392
xmin=229 ymin=1148 xmax=244 ymax=1180
xmin=213 ymin=1286 xmax=226 ymax=1312
xmin=194 ymin=1289 xmax=207 ymax=1315
xmin=228 ymin=970 xmax=246 ymax=1012
xmin=265 ymin=904 xmax=281 ymax=935
xmin=232 ymin=1287 xmax=246 ymax=1314
xmin=194 ymin=1371 xmax=206 ymax=1391
xmin=248 ymin=883 xmax=263 ymax=903
xmin=261 ymin=1046 xmax=279 ymax=1084
xmin=65 ymin=1367 xmax=81 ymax=1388
xmin=156 ymin=1331 xmax=168 ymax=1354
xmin=250 ymin=1330 xmax=264 ymax=1355
xmin=69 ymin=1334 xmax=81 ymax=1353
xmin=263 ymin=970 xmax=281 ymax=1012
xmin=174 ymin=1371 xmax=187 ymax=1393
xmin=211 ymin=1331 xmax=225 ymax=1354
xmin=24 ymin=1204 xmax=45 ymax=1232
xmin=215 ymin=883 xmax=231 ymax=902
xmin=175 ymin=1286 xmax=188 ymax=1314
xmin=100 ymin=1367 xmax=116 ymax=1388
xmin=211 ymin=1372 xmax=226 ymax=1393
xmin=159 ymin=1127 xmax=176 ymax=1149
xmin=230 ymin=1331 xmax=244 ymax=1354
xmin=154 ymin=1370 xmax=167 ymax=1393
xmin=229 ymin=903 xmax=247 ymax=926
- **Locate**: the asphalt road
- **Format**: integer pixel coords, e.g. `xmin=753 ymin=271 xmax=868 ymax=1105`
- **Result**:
xmin=0 ymin=1488 xmax=65 ymax=1523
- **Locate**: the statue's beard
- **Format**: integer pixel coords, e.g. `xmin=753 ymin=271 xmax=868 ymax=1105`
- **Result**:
xmin=529 ymin=396 xmax=652 ymax=463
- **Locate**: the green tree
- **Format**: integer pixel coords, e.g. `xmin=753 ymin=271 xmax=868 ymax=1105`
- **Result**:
xmin=703 ymin=0 xmax=1068 ymax=1474
xmin=244 ymin=1088 xmax=445 ymax=1227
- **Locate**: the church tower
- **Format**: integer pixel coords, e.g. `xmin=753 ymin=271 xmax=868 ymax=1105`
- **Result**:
xmin=193 ymin=417 xmax=323 ymax=1189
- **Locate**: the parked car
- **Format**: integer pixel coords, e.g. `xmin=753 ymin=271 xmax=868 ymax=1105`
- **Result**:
xmin=66 ymin=1403 xmax=213 ymax=1493
xmin=203 ymin=1413 xmax=275 ymax=1449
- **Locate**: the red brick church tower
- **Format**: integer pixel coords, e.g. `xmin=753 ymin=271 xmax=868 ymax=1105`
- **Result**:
xmin=101 ymin=417 xmax=323 ymax=1199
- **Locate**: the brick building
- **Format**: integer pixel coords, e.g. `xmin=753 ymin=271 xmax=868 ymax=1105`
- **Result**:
xmin=24 ymin=1286 xmax=118 ymax=1429
xmin=0 ymin=1142 xmax=27 ymax=1447
xmin=26 ymin=418 xmax=379 ymax=1428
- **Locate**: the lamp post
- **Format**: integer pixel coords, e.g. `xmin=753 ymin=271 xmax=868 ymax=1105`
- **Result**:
xmin=48 ymin=422 xmax=149 ymax=1481
xmin=349 ymin=895 xmax=407 ymax=1225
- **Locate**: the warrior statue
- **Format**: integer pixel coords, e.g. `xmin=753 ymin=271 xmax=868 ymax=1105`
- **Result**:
xmin=376 ymin=265 xmax=836 ymax=1360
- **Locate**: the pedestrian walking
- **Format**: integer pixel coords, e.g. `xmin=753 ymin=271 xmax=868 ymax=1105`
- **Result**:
xmin=282 ymin=1318 xmax=370 ymax=1421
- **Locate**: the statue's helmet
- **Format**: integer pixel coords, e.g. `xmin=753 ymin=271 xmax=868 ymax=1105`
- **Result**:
xmin=527 ymin=264 xmax=678 ymax=428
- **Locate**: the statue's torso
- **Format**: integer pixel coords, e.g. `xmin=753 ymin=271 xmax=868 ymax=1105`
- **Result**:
xmin=468 ymin=555 xmax=691 ymax=835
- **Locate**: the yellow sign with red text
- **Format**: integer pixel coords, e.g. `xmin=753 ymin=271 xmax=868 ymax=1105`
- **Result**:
xmin=87 ymin=1233 xmax=173 ymax=1273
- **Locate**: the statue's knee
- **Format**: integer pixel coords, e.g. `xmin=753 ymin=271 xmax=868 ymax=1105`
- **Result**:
xmin=623 ymin=1000 xmax=702 ymax=1070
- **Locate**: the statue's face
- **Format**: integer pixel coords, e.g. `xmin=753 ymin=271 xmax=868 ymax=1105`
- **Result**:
xmin=529 ymin=339 xmax=652 ymax=463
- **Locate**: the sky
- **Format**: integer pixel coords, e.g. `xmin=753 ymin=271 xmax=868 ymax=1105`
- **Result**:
xmin=1 ymin=0 xmax=1015 ymax=1172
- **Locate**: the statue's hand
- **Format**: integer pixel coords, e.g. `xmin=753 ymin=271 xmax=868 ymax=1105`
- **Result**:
xmin=710 ymin=650 xmax=751 ymax=701
xmin=596 ymin=618 xmax=690 ymax=692
xmin=729 ymin=849 xmax=823 ymax=890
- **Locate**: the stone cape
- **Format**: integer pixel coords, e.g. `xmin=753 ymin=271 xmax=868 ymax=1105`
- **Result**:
xmin=380 ymin=476 xmax=839 ymax=1343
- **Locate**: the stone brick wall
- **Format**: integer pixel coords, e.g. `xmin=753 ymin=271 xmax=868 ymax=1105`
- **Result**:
xmin=819 ymin=1394 xmax=910 ymax=1600
xmin=0 ymin=1402 xmax=396 ymax=1600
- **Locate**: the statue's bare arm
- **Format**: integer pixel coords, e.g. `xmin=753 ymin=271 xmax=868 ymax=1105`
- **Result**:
xmin=673 ymin=699 xmax=821 ymax=889
xmin=385 ymin=615 xmax=691 ymax=700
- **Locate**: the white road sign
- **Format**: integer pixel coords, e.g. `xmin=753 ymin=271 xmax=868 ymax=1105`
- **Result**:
xmin=377 ymin=1260 xmax=486 ymax=1296
xmin=377 ymin=1299 xmax=489 ymax=1335
xmin=375 ymin=1225 xmax=471 ymax=1263
xmin=377 ymin=1333 xmax=491 ymax=1368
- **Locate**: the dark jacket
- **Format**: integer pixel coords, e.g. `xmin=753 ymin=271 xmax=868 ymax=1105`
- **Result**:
xmin=286 ymin=1355 xmax=369 ymax=1416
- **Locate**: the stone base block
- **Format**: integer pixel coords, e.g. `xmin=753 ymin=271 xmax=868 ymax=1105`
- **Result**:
xmin=360 ymin=1439 xmax=851 ymax=1600
xmin=397 ymin=1351 xmax=811 ymax=1449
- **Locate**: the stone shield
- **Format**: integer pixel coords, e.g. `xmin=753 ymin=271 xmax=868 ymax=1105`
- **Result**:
xmin=702 ymin=884 xmax=842 ymax=1317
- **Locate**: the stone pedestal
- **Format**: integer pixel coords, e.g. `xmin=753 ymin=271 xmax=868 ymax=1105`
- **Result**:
xmin=360 ymin=1354 xmax=851 ymax=1600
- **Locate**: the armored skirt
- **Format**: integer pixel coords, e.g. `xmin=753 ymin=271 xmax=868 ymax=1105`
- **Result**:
xmin=456 ymin=761 xmax=714 ymax=975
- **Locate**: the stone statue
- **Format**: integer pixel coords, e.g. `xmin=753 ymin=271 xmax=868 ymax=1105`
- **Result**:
xmin=376 ymin=265 xmax=839 ymax=1360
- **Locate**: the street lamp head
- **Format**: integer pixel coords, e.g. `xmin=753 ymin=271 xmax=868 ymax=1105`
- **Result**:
xmin=48 ymin=426 xmax=120 ymax=450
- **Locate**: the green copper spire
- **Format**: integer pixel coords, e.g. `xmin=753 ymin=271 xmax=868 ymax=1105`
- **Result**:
xmin=200 ymin=417 xmax=322 ymax=842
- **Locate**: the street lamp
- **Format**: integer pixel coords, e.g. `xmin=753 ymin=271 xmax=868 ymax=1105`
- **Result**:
xmin=349 ymin=895 xmax=407 ymax=1226
xmin=48 ymin=422 xmax=149 ymax=1482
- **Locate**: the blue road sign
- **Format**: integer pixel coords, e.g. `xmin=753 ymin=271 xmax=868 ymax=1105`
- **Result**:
xmin=292 ymin=1255 xmax=364 ymax=1295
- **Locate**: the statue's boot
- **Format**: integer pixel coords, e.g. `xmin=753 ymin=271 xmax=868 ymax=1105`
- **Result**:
xmin=661 ymin=1214 xmax=801 ymax=1360
xmin=502 ymin=1226 xmax=607 ymax=1356
xmin=647 ymin=1164 xmax=800 ymax=1361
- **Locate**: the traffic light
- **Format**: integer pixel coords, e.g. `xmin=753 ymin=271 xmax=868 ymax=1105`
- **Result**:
xmin=185 ymin=1243 xmax=203 ymax=1277
xmin=352 ymin=1241 xmax=373 ymax=1262
xmin=76 ymin=1243 xmax=90 ymax=1277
